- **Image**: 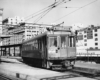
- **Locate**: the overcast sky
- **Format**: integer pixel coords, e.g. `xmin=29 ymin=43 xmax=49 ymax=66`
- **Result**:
xmin=0 ymin=0 xmax=100 ymax=26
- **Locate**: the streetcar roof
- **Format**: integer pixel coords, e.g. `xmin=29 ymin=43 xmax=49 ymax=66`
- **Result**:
xmin=22 ymin=32 xmax=47 ymax=44
xmin=22 ymin=30 xmax=74 ymax=44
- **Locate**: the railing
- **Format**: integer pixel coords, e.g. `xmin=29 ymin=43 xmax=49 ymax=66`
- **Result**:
xmin=76 ymin=53 xmax=100 ymax=57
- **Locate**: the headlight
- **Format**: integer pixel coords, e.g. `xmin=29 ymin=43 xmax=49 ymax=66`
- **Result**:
xmin=64 ymin=61 xmax=70 ymax=67
xmin=48 ymin=50 xmax=56 ymax=54
xmin=71 ymin=61 xmax=75 ymax=65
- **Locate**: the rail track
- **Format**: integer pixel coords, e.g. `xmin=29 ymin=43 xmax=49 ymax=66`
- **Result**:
xmin=60 ymin=67 xmax=100 ymax=80
xmin=40 ymin=73 xmax=81 ymax=80
xmin=48 ymin=65 xmax=100 ymax=79
xmin=40 ymin=66 xmax=100 ymax=80
xmin=0 ymin=74 xmax=11 ymax=80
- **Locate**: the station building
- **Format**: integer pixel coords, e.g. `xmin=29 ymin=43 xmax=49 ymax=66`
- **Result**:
xmin=2 ymin=18 xmax=51 ymax=45
xmin=76 ymin=25 xmax=100 ymax=56
xmin=2 ymin=16 xmax=24 ymax=45
xmin=0 ymin=8 xmax=3 ymax=45
xmin=2 ymin=16 xmax=24 ymax=25
xmin=0 ymin=8 xmax=3 ymax=34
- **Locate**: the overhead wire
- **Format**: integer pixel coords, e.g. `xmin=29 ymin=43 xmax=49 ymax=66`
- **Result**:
xmin=25 ymin=8 xmax=52 ymax=21
xmin=25 ymin=0 xmax=71 ymax=22
xmin=33 ymin=0 xmax=70 ymax=23
xmin=33 ymin=8 xmax=53 ymax=23
xmin=53 ymin=0 xmax=98 ymax=22
xmin=25 ymin=7 xmax=53 ymax=21
xmin=25 ymin=1 xmax=58 ymax=19
xmin=25 ymin=0 xmax=60 ymax=21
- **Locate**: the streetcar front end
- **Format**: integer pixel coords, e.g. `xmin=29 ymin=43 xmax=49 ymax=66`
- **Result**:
xmin=47 ymin=27 xmax=76 ymax=68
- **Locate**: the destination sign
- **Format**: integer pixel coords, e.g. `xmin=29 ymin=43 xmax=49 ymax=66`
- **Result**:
xmin=53 ymin=26 xmax=71 ymax=31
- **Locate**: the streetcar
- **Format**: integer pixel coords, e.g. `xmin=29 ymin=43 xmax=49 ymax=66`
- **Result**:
xmin=21 ymin=26 xmax=76 ymax=69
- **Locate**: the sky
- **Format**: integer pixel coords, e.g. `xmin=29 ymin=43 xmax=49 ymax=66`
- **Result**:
xmin=0 ymin=0 xmax=100 ymax=27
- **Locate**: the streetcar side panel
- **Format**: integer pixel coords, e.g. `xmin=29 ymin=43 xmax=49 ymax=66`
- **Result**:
xmin=21 ymin=35 xmax=47 ymax=59
xmin=21 ymin=44 xmax=42 ymax=59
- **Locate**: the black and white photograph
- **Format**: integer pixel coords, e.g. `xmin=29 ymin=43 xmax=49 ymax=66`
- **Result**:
xmin=0 ymin=0 xmax=100 ymax=80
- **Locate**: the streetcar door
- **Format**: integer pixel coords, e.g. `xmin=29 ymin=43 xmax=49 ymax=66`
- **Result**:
xmin=67 ymin=36 xmax=76 ymax=57
xmin=48 ymin=36 xmax=58 ymax=58
xmin=59 ymin=36 xmax=68 ymax=57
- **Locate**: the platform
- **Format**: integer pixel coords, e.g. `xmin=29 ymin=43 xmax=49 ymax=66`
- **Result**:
xmin=0 ymin=60 xmax=96 ymax=80
xmin=0 ymin=56 xmax=22 ymax=63
xmin=75 ymin=61 xmax=100 ymax=70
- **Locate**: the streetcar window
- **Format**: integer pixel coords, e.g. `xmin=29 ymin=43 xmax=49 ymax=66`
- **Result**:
xmin=49 ymin=37 xmax=57 ymax=47
xmin=61 ymin=36 xmax=66 ymax=47
xmin=34 ymin=40 xmax=38 ymax=49
xmin=38 ymin=39 xmax=42 ymax=50
xmin=69 ymin=36 xmax=75 ymax=47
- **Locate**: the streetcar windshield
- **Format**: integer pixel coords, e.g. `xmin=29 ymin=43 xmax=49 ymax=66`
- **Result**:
xmin=69 ymin=36 xmax=75 ymax=47
xmin=61 ymin=36 xmax=66 ymax=48
xmin=49 ymin=37 xmax=57 ymax=47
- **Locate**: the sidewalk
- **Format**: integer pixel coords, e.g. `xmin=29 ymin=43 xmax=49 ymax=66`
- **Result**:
xmin=0 ymin=62 xmax=96 ymax=80
xmin=0 ymin=56 xmax=22 ymax=63
xmin=75 ymin=61 xmax=100 ymax=70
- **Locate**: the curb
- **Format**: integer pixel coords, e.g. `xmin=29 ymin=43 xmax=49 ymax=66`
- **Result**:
xmin=73 ymin=67 xmax=100 ymax=75
xmin=0 ymin=68 xmax=39 ymax=80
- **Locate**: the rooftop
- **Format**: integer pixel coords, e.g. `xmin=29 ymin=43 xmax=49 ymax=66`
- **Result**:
xmin=78 ymin=25 xmax=100 ymax=32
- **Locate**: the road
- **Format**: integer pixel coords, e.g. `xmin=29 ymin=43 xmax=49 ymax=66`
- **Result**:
xmin=0 ymin=74 xmax=12 ymax=80
xmin=0 ymin=74 xmax=23 ymax=80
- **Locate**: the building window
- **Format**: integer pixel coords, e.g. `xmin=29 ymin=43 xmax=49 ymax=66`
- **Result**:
xmin=84 ymin=31 xmax=87 ymax=33
xmin=84 ymin=35 xmax=86 ymax=38
xmin=94 ymin=29 xmax=97 ymax=32
xmin=95 ymin=43 xmax=98 ymax=45
xmin=95 ymin=38 xmax=98 ymax=41
xmin=88 ymin=28 xmax=90 ymax=30
xmin=90 ymin=47 xmax=93 ymax=49
xmin=95 ymin=34 xmax=97 ymax=36
xmin=79 ymin=32 xmax=81 ymax=34
xmin=32 ymin=31 xmax=36 ymax=32
xmin=84 ymin=39 xmax=87 ymax=42
xmin=84 ymin=43 xmax=87 ymax=46
xmin=95 ymin=47 xmax=98 ymax=49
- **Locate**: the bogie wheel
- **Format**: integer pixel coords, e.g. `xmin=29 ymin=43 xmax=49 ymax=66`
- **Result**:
xmin=46 ymin=61 xmax=51 ymax=69
xmin=71 ymin=65 xmax=74 ymax=69
xmin=42 ymin=61 xmax=47 ymax=69
xmin=22 ymin=57 xmax=26 ymax=63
